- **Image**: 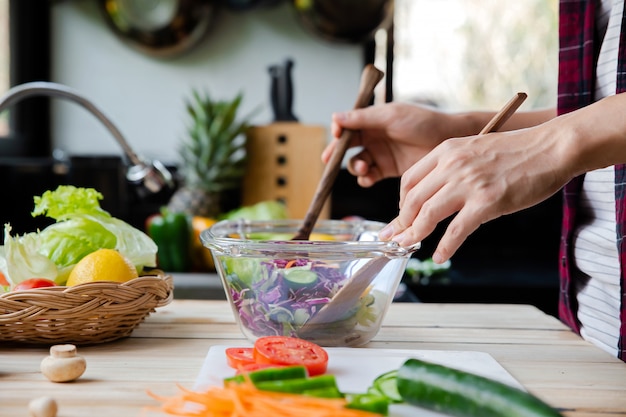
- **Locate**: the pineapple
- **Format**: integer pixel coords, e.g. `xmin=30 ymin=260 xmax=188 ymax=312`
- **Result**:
xmin=167 ymin=90 xmax=250 ymax=218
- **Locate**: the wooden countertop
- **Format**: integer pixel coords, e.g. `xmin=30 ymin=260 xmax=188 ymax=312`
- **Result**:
xmin=1 ymin=300 xmax=625 ymax=416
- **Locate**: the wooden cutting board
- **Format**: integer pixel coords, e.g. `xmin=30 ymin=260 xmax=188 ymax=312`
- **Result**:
xmin=242 ymin=121 xmax=330 ymax=220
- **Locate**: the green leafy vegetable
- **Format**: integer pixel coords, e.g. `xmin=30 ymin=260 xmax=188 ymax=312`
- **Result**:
xmin=32 ymin=186 xmax=108 ymax=221
xmin=220 ymin=200 xmax=289 ymax=221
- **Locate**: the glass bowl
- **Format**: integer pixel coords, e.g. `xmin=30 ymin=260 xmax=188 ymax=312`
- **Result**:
xmin=200 ymin=219 xmax=419 ymax=347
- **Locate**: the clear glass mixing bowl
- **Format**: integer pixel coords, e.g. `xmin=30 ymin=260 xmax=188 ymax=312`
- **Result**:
xmin=201 ymin=219 xmax=419 ymax=347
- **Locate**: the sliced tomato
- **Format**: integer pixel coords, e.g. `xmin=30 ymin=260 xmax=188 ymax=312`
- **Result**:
xmin=13 ymin=278 xmax=56 ymax=291
xmin=253 ymin=336 xmax=329 ymax=376
xmin=225 ymin=347 xmax=256 ymax=369
xmin=234 ymin=362 xmax=286 ymax=375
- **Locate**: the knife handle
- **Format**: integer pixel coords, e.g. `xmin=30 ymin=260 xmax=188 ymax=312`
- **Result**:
xmin=269 ymin=59 xmax=298 ymax=122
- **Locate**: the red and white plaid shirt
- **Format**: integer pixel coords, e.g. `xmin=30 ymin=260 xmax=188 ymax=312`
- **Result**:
xmin=557 ymin=0 xmax=626 ymax=361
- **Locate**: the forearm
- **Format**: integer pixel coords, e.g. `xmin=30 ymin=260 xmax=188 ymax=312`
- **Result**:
xmin=557 ymin=93 xmax=626 ymax=175
xmin=447 ymin=108 xmax=556 ymax=137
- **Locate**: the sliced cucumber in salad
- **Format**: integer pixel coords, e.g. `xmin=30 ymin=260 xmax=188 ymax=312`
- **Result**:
xmin=220 ymin=256 xmax=381 ymax=341
xmin=283 ymin=268 xmax=318 ymax=289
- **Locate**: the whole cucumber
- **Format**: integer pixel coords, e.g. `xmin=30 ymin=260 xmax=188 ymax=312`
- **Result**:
xmin=396 ymin=358 xmax=563 ymax=417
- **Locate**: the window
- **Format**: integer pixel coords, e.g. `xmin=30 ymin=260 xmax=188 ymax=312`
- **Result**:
xmin=0 ymin=0 xmax=50 ymax=158
xmin=362 ymin=1 xmax=562 ymax=316
xmin=390 ymin=0 xmax=558 ymax=110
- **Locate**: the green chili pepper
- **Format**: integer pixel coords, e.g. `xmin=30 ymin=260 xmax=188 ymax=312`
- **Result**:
xmin=225 ymin=365 xmax=308 ymax=385
xmin=146 ymin=208 xmax=191 ymax=272
xmin=224 ymin=364 xmax=391 ymax=414
xmin=345 ymin=393 xmax=390 ymax=415
xmin=254 ymin=375 xmax=340 ymax=395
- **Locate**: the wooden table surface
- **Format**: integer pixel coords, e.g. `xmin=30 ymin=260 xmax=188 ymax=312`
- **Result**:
xmin=1 ymin=300 xmax=625 ymax=417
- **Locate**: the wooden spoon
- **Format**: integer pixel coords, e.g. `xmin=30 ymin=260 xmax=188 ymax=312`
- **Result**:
xmin=299 ymin=91 xmax=528 ymax=332
xmin=292 ymin=64 xmax=385 ymax=241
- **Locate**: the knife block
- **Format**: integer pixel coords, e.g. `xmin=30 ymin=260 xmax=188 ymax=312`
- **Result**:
xmin=242 ymin=122 xmax=330 ymax=220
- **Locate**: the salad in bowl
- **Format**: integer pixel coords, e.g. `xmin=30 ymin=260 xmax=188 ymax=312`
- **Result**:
xmin=201 ymin=219 xmax=418 ymax=347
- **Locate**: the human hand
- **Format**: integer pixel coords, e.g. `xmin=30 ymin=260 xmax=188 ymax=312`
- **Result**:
xmin=379 ymin=125 xmax=573 ymax=263
xmin=322 ymin=102 xmax=455 ymax=188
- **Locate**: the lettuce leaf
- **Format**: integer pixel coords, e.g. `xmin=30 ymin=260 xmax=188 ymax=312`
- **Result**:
xmin=3 ymin=224 xmax=59 ymax=285
xmin=31 ymin=186 xmax=108 ymax=221
xmin=221 ymin=200 xmax=289 ymax=221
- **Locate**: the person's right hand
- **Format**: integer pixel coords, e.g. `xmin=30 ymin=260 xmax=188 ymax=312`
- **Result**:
xmin=322 ymin=102 xmax=459 ymax=188
xmin=381 ymin=122 xmax=575 ymax=264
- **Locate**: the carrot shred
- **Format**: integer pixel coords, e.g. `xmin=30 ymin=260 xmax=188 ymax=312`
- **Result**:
xmin=284 ymin=260 xmax=297 ymax=269
xmin=148 ymin=382 xmax=383 ymax=417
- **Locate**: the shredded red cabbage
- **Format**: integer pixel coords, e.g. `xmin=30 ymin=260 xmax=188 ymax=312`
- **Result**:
xmin=225 ymin=258 xmax=349 ymax=337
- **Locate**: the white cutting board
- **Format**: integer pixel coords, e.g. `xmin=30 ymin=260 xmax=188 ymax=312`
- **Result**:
xmin=195 ymin=345 xmax=523 ymax=417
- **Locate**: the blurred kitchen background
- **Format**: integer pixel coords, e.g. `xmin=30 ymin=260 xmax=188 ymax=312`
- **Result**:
xmin=0 ymin=0 xmax=562 ymax=315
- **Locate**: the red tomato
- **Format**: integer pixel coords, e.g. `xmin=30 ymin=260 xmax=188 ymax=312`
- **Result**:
xmin=0 ymin=271 xmax=8 ymax=286
xmin=225 ymin=347 xmax=256 ymax=369
xmin=253 ymin=336 xmax=329 ymax=376
xmin=13 ymin=278 xmax=56 ymax=291
xmin=234 ymin=363 xmax=286 ymax=375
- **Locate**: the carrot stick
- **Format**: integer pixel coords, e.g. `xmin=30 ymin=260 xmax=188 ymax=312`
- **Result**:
xmin=148 ymin=382 xmax=383 ymax=417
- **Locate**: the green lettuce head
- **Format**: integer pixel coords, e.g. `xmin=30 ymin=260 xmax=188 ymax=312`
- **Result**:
xmin=1 ymin=185 xmax=157 ymax=286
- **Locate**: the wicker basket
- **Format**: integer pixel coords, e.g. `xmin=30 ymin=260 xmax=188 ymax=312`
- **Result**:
xmin=0 ymin=271 xmax=173 ymax=345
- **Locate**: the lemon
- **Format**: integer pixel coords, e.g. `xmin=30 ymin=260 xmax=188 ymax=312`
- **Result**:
xmin=66 ymin=249 xmax=138 ymax=286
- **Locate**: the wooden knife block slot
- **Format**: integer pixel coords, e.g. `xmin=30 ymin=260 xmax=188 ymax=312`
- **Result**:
xmin=242 ymin=122 xmax=330 ymax=220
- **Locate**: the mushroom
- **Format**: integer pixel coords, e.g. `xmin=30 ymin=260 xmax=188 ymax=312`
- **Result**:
xmin=28 ymin=396 xmax=58 ymax=417
xmin=40 ymin=344 xmax=86 ymax=383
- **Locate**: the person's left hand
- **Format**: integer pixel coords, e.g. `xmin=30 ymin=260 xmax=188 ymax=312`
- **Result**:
xmin=379 ymin=124 xmax=575 ymax=263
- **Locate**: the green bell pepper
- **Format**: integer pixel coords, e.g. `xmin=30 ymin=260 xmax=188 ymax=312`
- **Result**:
xmin=146 ymin=208 xmax=192 ymax=272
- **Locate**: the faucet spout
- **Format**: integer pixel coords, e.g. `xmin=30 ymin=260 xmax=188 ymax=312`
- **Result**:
xmin=0 ymin=81 xmax=174 ymax=194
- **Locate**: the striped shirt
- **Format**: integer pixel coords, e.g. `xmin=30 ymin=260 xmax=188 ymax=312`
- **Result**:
xmin=558 ymin=0 xmax=626 ymax=361
xmin=573 ymin=0 xmax=623 ymax=358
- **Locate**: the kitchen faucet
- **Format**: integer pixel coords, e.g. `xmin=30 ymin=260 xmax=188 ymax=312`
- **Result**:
xmin=0 ymin=81 xmax=174 ymax=194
